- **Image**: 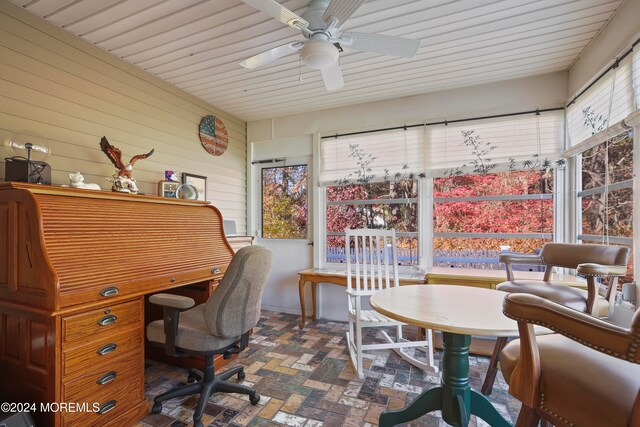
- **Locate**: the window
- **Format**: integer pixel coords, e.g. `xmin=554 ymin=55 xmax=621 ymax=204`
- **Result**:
xmin=426 ymin=110 xmax=564 ymax=270
xmin=578 ymin=130 xmax=634 ymax=283
xmin=261 ymin=165 xmax=308 ymax=239
xmin=433 ymin=170 xmax=554 ymax=269
xmin=320 ymin=128 xmax=426 ymax=267
xmin=325 ymin=179 xmax=419 ymax=265
xmin=566 ymin=42 xmax=639 ymax=286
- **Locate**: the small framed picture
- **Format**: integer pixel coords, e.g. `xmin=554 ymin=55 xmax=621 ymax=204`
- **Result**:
xmin=182 ymin=173 xmax=207 ymax=201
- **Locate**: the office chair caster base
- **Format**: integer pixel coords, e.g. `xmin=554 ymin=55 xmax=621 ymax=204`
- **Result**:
xmin=250 ymin=393 xmax=260 ymax=405
xmin=238 ymin=370 xmax=245 ymax=381
xmin=193 ymin=420 xmax=204 ymax=427
xmin=151 ymin=402 xmax=162 ymax=414
xmin=187 ymin=368 xmax=203 ymax=383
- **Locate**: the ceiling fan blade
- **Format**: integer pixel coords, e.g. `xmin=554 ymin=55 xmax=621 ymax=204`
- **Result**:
xmin=240 ymin=41 xmax=304 ymax=69
xmin=241 ymin=0 xmax=309 ymax=30
xmin=322 ymin=0 xmax=367 ymax=27
xmin=340 ymin=32 xmax=421 ymax=58
xmin=321 ymin=62 xmax=344 ymax=91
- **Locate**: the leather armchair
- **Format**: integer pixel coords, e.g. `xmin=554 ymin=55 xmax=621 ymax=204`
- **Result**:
xmin=500 ymin=293 xmax=640 ymax=427
xmin=481 ymin=242 xmax=629 ymax=395
xmin=499 ymin=243 xmax=629 ymax=316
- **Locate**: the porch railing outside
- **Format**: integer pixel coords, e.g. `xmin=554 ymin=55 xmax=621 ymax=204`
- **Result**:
xmin=432 ymin=249 xmax=501 ymax=269
xmin=326 ymin=247 xmax=544 ymax=272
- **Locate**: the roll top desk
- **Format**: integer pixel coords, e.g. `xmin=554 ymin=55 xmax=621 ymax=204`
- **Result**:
xmin=0 ymin=183 xmax=234 ymax=426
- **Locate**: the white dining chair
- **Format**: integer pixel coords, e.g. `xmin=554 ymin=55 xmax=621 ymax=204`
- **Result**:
xmin=345 ymin=228 xmax=438 ymax=379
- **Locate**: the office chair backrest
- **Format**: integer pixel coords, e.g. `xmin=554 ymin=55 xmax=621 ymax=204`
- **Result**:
xmin=204 ymin=245 xmax=273 ymax=339
xmin=540 ymin=243 xmax=629 ymax=269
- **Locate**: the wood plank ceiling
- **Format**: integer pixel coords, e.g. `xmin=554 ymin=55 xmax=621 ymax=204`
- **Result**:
xmin=10 ymin=0 xmax=623 ymax=121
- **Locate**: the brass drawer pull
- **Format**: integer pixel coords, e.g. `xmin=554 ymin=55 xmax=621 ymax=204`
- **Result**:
xmin=96 ymin=371 xmax=117 ymax=385
xmin=100 ymin=287 xmax=119 ymax=297
xmin=98 ymin=400 xmax=116 ymax=415
xmin=96 ymin=343 xmax=117 ymax=355
xmin=97 ymin=315 xmax=117 ymax=326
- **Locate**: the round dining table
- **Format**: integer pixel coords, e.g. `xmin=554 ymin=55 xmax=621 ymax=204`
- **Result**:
xmin=370 ymin=285 xmax=536 ymax=427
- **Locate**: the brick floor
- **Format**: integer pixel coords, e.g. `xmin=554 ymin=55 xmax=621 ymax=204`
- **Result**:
xmin=138 ymin=311 xmax=518 ymax=427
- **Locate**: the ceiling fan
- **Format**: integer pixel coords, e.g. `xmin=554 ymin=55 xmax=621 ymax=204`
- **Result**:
xmin=239 ymin=0 xmax=421 ymax=91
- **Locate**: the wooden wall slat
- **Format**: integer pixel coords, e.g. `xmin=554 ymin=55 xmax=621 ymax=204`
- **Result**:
xmin=0 ymin=6 xmax=247 ymax=232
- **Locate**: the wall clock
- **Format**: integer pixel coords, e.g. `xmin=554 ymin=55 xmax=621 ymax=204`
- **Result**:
xmin=199 ymin=115 xmax=228 ymax=156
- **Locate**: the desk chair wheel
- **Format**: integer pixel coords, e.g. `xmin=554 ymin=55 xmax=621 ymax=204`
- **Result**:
xmin=250 ymin=393 xmax=260 ymax=405
xmin=151 ymin=402 xmax=162 ymax=414
xmin=237 ymin=370 xmax=246 ymax=381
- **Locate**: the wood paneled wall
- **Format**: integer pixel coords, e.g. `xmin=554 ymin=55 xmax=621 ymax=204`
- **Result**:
xmin=0 ymin=1 xmax=247 ymax=232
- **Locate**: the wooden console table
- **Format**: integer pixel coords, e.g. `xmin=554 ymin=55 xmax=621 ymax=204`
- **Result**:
xmin=427 ymin=267 xmax=586 ymax=289
xmin=297 ymin=268 xmax=427 ymax=328
xmin=297 ymin=266 xmax=586 ymax=343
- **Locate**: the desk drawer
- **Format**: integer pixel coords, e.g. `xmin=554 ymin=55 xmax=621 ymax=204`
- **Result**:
xmin=62 ymin=299 xmax=142 ymax=345
xmin=62 ymin=328 xmax=142 ymax=378
xmin=62 ymin=376 xmax=144 ymax=426
xmin=62 ymin=352 xmax=142 ymax=402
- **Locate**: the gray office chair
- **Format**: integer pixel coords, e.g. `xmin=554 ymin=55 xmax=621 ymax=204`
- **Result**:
xmin=146 ymin=245 xmax=273 ymax=427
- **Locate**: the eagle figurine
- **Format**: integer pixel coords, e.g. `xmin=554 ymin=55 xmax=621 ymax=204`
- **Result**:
xmin=99 ymin=136 xmax=154 ymax=193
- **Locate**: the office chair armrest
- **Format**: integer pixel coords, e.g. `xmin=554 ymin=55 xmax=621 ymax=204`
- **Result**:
xmin=148 ymin=294 xmax=195 ymax=357
xmin=503 ymin=293 xmax=635 ymax=362
xmin=149 ymin=293 xmax=195 ymax=310
xmin=577 ymin=263 xmax=627 ymax=277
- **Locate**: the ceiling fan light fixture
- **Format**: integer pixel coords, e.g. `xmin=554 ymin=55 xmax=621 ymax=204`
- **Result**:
xmin=300 ymin=39 xmax=339 ymax=70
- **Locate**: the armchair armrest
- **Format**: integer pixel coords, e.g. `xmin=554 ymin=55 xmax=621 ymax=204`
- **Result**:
xmin=576 ymin=263 xmax=627 ymax=315
xmin=503 ymin=293 xmax=637 ymax=363
xmin=501 ymin=293 xmax=639 ymax=407
xmin=577 ymin=263 xmax=627 ymax=277
xmin=499 ymin=253 xmax=544 ymax=265
xmin=149 ymin=293 xmax=195 ymax=310
xmin=499 ymin=254 xmax=544 ymax=281
xmin=148 ymin=293 xmax=195 ymax=357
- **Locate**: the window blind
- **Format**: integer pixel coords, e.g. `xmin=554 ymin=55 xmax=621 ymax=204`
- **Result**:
xmin=567 ymin=54 xmax=635 ymax=147
xmin=319 ymin=127 xmax=426 ymax=185
xmin=425 ymin=110 xmax=565 ymax=177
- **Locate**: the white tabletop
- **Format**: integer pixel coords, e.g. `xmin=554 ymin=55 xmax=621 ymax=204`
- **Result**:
xmin=370 ymin=285 xmax=543 ymax=337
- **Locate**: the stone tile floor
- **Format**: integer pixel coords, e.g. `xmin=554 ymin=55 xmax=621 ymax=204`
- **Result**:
xmin=137 ymin=311 xmax=518 ymax=427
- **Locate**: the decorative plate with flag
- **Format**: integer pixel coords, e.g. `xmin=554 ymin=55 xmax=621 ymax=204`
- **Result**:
xmin=199 ymin=115 xmax=228 ymax=156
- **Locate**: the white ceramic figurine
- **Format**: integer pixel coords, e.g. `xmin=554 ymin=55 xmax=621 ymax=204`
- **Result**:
xmin=69 ymin=172 xmax=101 ymax=190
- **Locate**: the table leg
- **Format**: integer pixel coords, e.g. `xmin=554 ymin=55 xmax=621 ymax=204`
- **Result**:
xmin=378 ymin=332 xmax=513 ymax=427
xmin=470 ymin=391 xmax=512 ymax=427
xmin=298 ymin=278 xmax=306 ymax=329
xmin=441 ymin=332 xmax=471 ymax=427
xmin=311 ymin=282 xmax=317 ymax=322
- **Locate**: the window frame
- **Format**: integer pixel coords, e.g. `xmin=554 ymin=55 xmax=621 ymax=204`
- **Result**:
xmin=573 ymin=131 xmax=635 ymax=279
xmin=574 ymin=131 xmax=634 ymax=247
xmin=430 ymin=168 xmax=562 ymax=269
xmin=258 ymin=162 xmax=310 ymax=241
xmin=321 ymin=179 xmax=425 ymax=272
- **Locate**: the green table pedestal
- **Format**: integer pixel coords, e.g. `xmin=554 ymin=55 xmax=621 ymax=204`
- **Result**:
xmin=379 ymin=333 xmax=513 ymax=427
